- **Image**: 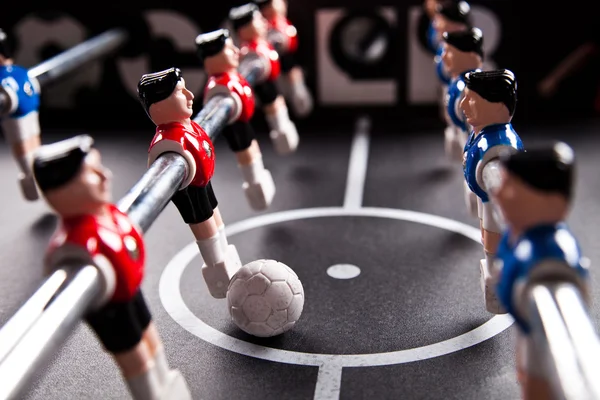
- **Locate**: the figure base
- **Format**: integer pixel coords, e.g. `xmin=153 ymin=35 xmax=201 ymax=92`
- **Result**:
xmin=243 ymin=170 xmax=276 ymax=211
xmin=202 ymin=245 xmax=243 ymax=299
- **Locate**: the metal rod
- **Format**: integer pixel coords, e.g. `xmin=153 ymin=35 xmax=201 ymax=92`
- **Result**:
xmin=117 ymin=152 xmax=188 ymax=232
xmin=193 ymin=94 xmax=236 ymax=141
xmin=28 ymin=28 xmax=128 ymax=86
xmin=0 ymin=270 xmax=69 ymax=363
xmin=529 ymin=283 xmax=600 ymax=400
xmin=0 ymin=265 xmax=102 ymax=400
xmin=238 ymin=56 xmax=265 ymax=88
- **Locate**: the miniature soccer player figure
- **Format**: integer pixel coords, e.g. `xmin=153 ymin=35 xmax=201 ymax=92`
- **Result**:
xmin=432 ymin=1 xmax=471 ymax=116
xmin=254 ymin=0 xmax=313 ymax=117
xmin=441 ymin=27 xmax=483 ymax=162
xmin=34 ymin=135 xmax=191 ymax=400
xmin=196 ymin=29 xmax=275 ymax=211
xmin=460 ymin=69 xmax=524 ymax=314
xmin=492 ymin=143 xmax=589 ymax=400
xmin=422 ymin=0 xmax=455 ymax=54
xmin=229 ymin=3 xmax=300 ymax=155
xmin=0 ymin=28 xmax=42 ymax=201
xmin=138 ymin=67 xmax=242 ymax=299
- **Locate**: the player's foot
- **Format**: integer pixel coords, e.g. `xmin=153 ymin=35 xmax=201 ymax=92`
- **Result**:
xmin=290 ymin=89 xmax=313 ymax=117
xmin=19 ymin=173 xmax=39 ymax=201
xmin=480 ymin=259 xmax=506 ymax=314
xmin=243 ymin=169 xmax=276 ymax=210
xmin=202 ymin=244 xmax=243 ymax=298
xmin=162 ymin=370 xmax=192 ymax=400
xmin=270 ymin=122 xmax=299 ymax=155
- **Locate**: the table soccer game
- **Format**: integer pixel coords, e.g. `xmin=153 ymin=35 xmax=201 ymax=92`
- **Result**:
xmin=0 ymin=1 xmax=599 ymax=399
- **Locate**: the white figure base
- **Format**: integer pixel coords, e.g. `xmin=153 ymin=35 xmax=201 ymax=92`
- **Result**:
xmin=243 ymin=169 xmax=276 ymax=211
xmin=290 ymin=89 xmax=313 ymax=118
xmin=19 ymin=173 xmax=39 ymax=201
xmin=163 ymin=370 xmax=192 ymax=400
xmin=480 ymin=259 xmax=506 ymax=314
xmin=202 ymin=244 xmax=242 ymax=299
xmin=270 ymin=123 xmax=299 ymax=155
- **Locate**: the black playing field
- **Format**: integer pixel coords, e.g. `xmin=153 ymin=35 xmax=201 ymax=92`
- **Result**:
xmin=1 ymin=119 xmax=599 ymax=400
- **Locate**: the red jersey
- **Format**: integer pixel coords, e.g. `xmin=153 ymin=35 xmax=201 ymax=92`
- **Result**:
xmin=46 ymin=204 xmax=145 ymax=303
xmin=149 ymin=121 xmax=215 ymax=187
xmin=241 ymin=38 xmax=281 ymax=82
xmin=204 ymin=71 xmax=255 ymax=123
xmin=268 ymin=16 xmax=298 ymax=53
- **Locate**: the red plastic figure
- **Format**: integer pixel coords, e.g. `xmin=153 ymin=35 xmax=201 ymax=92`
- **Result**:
xmin=34 ymin=135 xmax=191 ymax=400
xmin=196 ymin=29 xmax=276 ymax=211
xmin=229 ymin=3 xmax=300 ymax=155
xmin=254 ymin=0 xmax=313 ymax=117
xmin=138 ymin=67 xmax=242 ymax=300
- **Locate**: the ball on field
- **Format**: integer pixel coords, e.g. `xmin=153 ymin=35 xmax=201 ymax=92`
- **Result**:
xmin=226 ymin=259 xmax=304 ymax=337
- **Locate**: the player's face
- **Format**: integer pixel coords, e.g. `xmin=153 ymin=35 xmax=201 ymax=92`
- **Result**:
xmin=492 ymin=168 xmax=536 ymax=229
xmin=273 ymin=0 xmax=287 ymax=16
xmin=425 ymin=0 xmax=439 ymax=17
xmin=0 ymin=54 xmax=11 ymax=65
xmin=253 ymin=12 xmax=268 ymax=37
xmin=434 ymin=15 xmax=466 ymax=34
xmin=441 ymin=43 xmax=452 ymax=69
xmin=460 ymin=88 xmax=486 ymax=127
xmin=224 ymin=39 xmax=240 ymax=68
xmin=162 ymin=79 xmax=194 ymax=120
xmin=79 ymin=149 xmax=112 ymax=204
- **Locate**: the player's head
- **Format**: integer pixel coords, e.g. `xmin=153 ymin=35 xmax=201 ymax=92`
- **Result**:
xmin=254 ymin=0 xmax=287 ymax=19
xmin=493 ymin=142 xmax=574 ymax=229
xmin=137 ymin=67 xmax=194 ymax=125
xmin=0 ymin=29 xmax=12 ymax=64
xmin=434 ymin=0 xmax=471 ymax=34
xmin=196 ymin=29 xmax=240 ymax=74
xmin=33 ymin=135 xmax=112 ymax=217
xmin=460 ymin=69 xmax=517 ymax=128
xmin=441 ymin=27 xmax=483 ymax=76
xmin=230 ymin=3 xmax=267 ymax=41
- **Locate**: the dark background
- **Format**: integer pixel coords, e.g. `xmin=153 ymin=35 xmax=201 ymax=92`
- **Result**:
xmin=0 ymin=1 xmax=597 ymax=134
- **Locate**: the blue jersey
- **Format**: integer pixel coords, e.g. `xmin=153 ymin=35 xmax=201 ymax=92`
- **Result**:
xmin=0 ymin=65 xmax=40 ymax=118
xmin=434 ymin=45 xmax=451 ymax=85
xmin=426 ymin=22 xmax=438 ymax=53
xmin=446 ymin=71 xmax=477 ymax=131
xmin=496 ymin=224 xmax=588 ymax=333
xmin=463 ymin=123 xmax=523 ymax=202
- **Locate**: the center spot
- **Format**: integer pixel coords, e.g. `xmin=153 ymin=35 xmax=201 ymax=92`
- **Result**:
xmin=327 ymin=263 xmax=361 ymax=279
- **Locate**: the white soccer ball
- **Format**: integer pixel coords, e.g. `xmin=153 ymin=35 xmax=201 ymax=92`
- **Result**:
xmin=226 ymin=259 xmax=304 ymax=337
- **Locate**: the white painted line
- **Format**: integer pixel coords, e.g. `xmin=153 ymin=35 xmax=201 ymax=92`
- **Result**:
xmin=314 ymin=363 xmax=343 ymax=400
xmin=326 ymin=264 xmax=361 ymax=279
xmin=343 ymin=117 xmax=371 ymax=210
xmin=159 ymin=206 xmax=514 ymax=368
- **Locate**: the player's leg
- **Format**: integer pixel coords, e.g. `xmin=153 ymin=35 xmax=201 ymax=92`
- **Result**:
xmin=85 ymin=292 xmax=191 ymax=399
xmin=480 ymin=200 xmax=505 ymax=314
xmin=223 ymin=123 xmax=275 ymax=210
xmin=254 ymin=81 xmax=299 ymax=154
xmin=279 ymin=52 xmax=312 ymax=117
xmin=172 ymin=184 xmax=241 ymax=298
xmin=1 ymin=112 xmax=41 ymax=200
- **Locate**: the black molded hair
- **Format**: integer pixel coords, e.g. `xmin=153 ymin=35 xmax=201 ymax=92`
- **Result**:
xmin=464 ymin=69 xmax=517 ymax=116
xmin=442 ymin=27 xmax=483 ymax=58
xmin=253 ymin=0 xmax=273 ymax=8
xmin=437 ymin=1 xmax=472 ymax=26
xmin=137 ymin=67 xmax=182 ymax=116
xmin=33 ymin=135 xmax=94 ymax=192
xmin=196 ymin=29 xmax=230 ymax=63
xmin=230 ymin=3 xmax=260 ymax=30
xmin=500 ymin=142 xmax=575 ymax=201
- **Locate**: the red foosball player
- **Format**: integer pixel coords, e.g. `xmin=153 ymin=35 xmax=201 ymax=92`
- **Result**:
xmin=138 ymin=67 xmax=243 ymax=299
xmin=229 ymin=3 xmax=300 ymax=155
xmin=253 ymin=0 xmax=313 ymax=117
xmin=34 ymin=135 xmax=191 ymax=400
xmin=196 ymin=29 xmax=275 ymax=211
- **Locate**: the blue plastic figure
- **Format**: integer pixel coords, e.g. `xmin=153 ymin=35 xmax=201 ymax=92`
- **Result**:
xmin=0 ymin=28 xmax=42 ymax=201
xmin=460 ymin=69 xmax=524 ymax=314
xmin=441 ymin=27 xmax=483 ymax=162
xmin=492 ymin=143 xmax=589 ymax=399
